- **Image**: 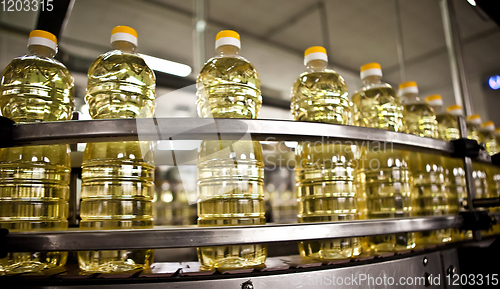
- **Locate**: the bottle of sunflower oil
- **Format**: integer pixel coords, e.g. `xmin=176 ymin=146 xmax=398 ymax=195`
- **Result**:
xmin=78 ymin=26 xmax=156 ymax=273
xmin=465 ymin=115 xmax=488 ymax=200
xmin=0 ymin=30 xmax=74 ymax=274
xmin=479 ymin=121 xmax=498 ymax=156
xmin=495 ymin=128 xmax=500 ymax=146
xmin=435 ymin=105 xmax=462 ymax=141
xmin=291 ymin=46 xmax=360 ymax=260
xmin=489 ymin=128 xmax=500 ymax=233
xmin=400 ymin=83 xmax=438 ymax=137
xmin=196 ymin=30 xmax=266 ymax=270
xmin=430 ymin=104 xmax=469 ymax=240
xmin=478 ymin=122 xmax=500 ymax=234
xmin=466 ymin=115 xmax=482 ymax=143
xmin=401 ymin=89 xmax=446 ymax=246
xmin=351 ymin=63 xmax=414 ymax=252
xmin=414 ymin=95 xmax=457 ymax=244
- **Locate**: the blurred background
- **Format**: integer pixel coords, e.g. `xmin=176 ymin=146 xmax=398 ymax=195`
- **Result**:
xmin=1 ymin=0 xmax=499 ymax=260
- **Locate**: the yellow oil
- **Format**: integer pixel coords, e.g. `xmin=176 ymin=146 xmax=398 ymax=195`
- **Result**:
xmin=436 ymin=114 xmax=460 ymax=141
xmin=0 ymin=47 xmax=74 ymax=274
xmin=291 ymin=69 xmax=349 ymax=123
xmin=467 ymin=123 xmax=480 ymax=143
xmin=197 ymin=140 xmax=266 ymax=269
xmin=196 ymin=44 xmax=266 ymax=270
xmin=479 ymin=131 xmax=498 ymax=156
xmin=292 ymin=62 xmax=360 ymax=259
xmin=485 ymin=164 xmax=500 ymax=234
xmin=351 ymin=86 xmax=404 ymax=131
xmin=296 ymin=142 xmax=361 ymax=259
xmin=356 ymin=148 xmax=414 ymax=251
xmin=478 ymin=132 xmax=499 ymax=235
xmin=466 ymin=124 xmax=489 ymax=200
xmin=78 ymin=44 xmax=156 ymax=273
xmin=410 ymin=152 xmax=454 ymax=245
xmin=442 ymin=157 xmax=469 ymax=240
xmin=352 ymin=84 xmax=414 ymax=252
xmin=403 ymin=102 xmax=451 ymax=245
xmin=403 ymin=104 xmax=438 ymax=138
xmin=196 ymin=57 xmax=261 ymax=119
xmin=435 ymin=114 xmax=469 ymax=240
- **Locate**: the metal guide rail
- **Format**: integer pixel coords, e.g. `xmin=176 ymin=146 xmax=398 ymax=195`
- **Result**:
xmin=1 ymin=117 xmax=454 ymax=153
xmin=1 ymin=249 xmax=465 ymax=289
xmin=2 ymin=216 xmax=462 ymax=252
xmin=0 ymin=117 xmax=498 ymax=251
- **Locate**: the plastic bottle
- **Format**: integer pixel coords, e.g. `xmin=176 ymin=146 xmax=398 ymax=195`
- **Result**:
xmin=479 ymin=121 xmax=498 ymax=156
xmin=78 ymin=26 xmax=156 ymax=272
xmin=464 ymin=115 xmax=488 ymax=199
xmin=466 ymin=115 xmax=481 ymax=143
xmin=292 ymin=46 xmax=360 ymax=260
xmin=352 ymin=63 xmax=414 ymax=252
xmin=436 ymin=105 xmax=461 ymax=141
xmin=479 ymin=122 xmax=500 ymax=234
xmin=400 ymin=83 xmax=438 ymax=138
xmin=402 ymin=90 xmax=449 ymax=245
xmin=0 ymin=30 xmax=74 ymax=274
xmin=420 ymin=96 xmax=461 ymax=244
xmin=196 ymin=30 xmax=266 ymax=270
xmin=495 ymin=128 xmax=500 ymax=146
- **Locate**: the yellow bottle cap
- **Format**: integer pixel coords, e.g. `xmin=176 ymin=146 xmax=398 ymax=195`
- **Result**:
xmin=481 ymin=121 xmax=495 ymax=132
xmin=360 ymin=63 xmax=382 ymax=79
xmin=466 ymin=114 xmax=482 ymax=125
xmin=304 ymin=46 xmax=328 ymax=66
xmin=446 ymin=105 xmax=463 ymax=116
xmin=398 ymin=81 xmax=417 ymax=89
xmin=399 ymin=81 xmax=418 ymax=95
xmin=215 ymin=30 xmax=240 ymax=49
xmin=111 ymin=25 xmax=138 ymax=46
xmin=28 ymin=30 xmax=57 ymax=51
xmin=425 ymin=95 xmax=443 ymax=107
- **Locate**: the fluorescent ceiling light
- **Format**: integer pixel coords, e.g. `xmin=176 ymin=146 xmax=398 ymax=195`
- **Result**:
xmin=138 ymin=53 xmax=192 ymax=77
xmin=466 ymin=0 xmax=476 ymax=6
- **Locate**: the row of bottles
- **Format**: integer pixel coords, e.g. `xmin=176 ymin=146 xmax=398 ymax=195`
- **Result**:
xmin=2 ymin=26 xmax=500 ymax=275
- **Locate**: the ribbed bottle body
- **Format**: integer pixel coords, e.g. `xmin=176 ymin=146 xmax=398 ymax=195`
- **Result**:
xmin=0 ymin=53 xmax=74 ymax=274
xmin=352 ymin=84 xmax=414 ymax=251
xmin=78 ymin=50 xmax=156 ymax=272
xmin=196 ymin=51 xmax=266 ymax=269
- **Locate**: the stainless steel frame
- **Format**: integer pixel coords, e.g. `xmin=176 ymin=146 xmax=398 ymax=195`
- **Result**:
xmin=4 ymin=216 xmax=462 ymax=252
xmin=12 ymin=250 xmax=458 ymax=289
xmin=7 ymin=118 xmax=454 ymax=153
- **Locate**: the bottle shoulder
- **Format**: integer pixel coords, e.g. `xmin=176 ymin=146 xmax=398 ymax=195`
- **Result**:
xmin=352 ymin=82 xmax=395 ymax=97
xmin=292 ymin=70 xmax=348 ymax=99
xmin=403 ymin=103 xmax=436 ymax=116
xmin=295 ymin=69 xmax=347 ymax=85
xmin=197 ymin=55 xmax=260 ymax=88
xmin=1 ymin=54 xmax=74 ymax=87
xmin=88 ymin=50 xmax=155 ymax=81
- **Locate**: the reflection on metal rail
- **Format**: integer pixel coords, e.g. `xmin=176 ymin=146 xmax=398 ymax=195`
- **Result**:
xmin=6 ymin=118 xmax=453 ymax=153
xmin=2 ymin=216 xmax=462 ymax=252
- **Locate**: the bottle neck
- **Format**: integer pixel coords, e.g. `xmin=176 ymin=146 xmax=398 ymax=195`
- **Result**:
xmin=216 ymin=45 xmax=239 ymax=57
xmin=306 ymin=59 xmax=327 ymax=72
xmin=401 ymin=93 xmax=421 ymax=105
xmin=433 ymin=105 xmax=444 ymax=114
xmin=111 ymin=41 xmax=137 ymax=53
xmin=362 ymin=75 xmax=382 ymax=85
xmin=28 ymin=45 xmax=56 ymax=58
